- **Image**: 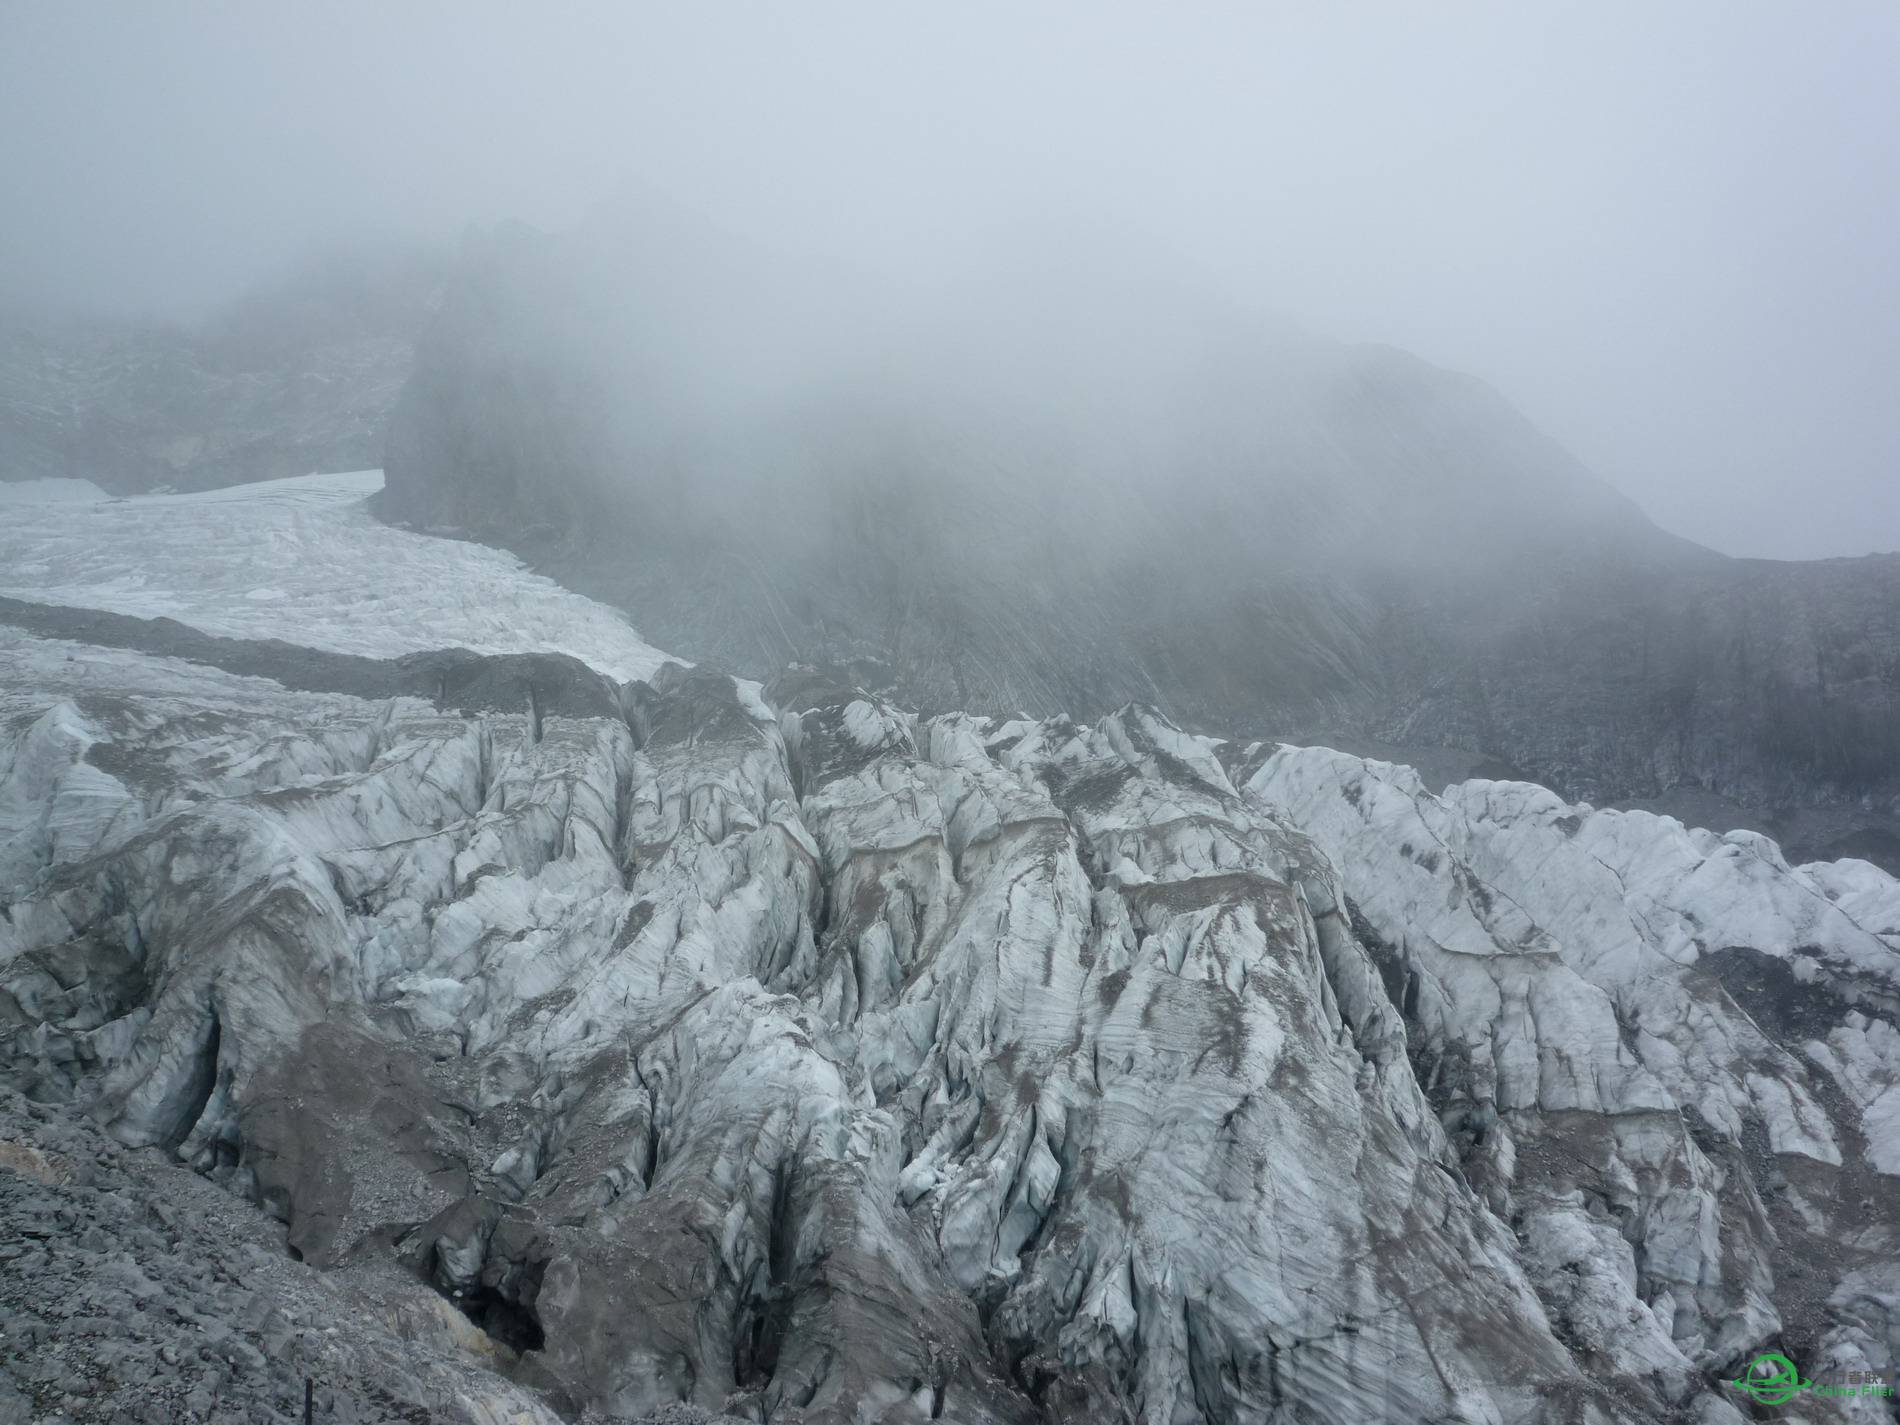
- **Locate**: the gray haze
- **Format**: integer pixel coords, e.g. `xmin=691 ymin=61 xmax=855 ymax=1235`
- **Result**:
xmin=2 ymin=1 xmax=1896 ymax=559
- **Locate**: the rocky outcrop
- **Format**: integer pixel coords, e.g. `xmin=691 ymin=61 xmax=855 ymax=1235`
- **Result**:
xmin=5 ymin=624 xmax=1897 ymax=1422
xmin=0 ymin=1079 xmax=566 ymax=1425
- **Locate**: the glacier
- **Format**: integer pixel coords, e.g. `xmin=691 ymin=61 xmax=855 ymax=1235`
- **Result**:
xmin=1 ymin=476 xmax=1897 ymax=1424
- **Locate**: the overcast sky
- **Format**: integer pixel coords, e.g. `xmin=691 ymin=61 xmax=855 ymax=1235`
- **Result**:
xmin=2 ymin=2 xmax=1895 ymax=558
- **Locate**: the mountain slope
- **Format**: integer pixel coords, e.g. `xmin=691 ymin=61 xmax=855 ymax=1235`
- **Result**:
xmin=378 ymin=211 xmax=1900 ymax=869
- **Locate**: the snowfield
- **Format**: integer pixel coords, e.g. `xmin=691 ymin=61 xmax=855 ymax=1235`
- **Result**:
xmin=0 ymin=470 xmax=676 ymax=682
xmin=0 ymin=477 xmax=110 ymax=505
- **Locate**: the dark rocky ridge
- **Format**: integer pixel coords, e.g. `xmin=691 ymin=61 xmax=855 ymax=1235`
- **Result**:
xmin=381 ymin=209 xmax=1900 ymax=869
xmin=0 ymin=594 xmax=643 ymax=724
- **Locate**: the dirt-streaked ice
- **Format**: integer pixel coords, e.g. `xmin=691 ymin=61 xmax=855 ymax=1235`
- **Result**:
xmin=6 ymin=624 xmax=1898 ymax=1421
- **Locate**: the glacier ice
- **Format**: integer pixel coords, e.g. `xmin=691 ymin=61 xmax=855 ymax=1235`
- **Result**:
xmin=3 ymin=627 xmax=1897 ymax=1423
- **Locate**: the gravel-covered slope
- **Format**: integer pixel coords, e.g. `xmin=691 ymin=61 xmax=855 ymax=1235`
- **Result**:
xmin=0 ymin=1078 xmax=564 ymax=1425
xmin=3 ymin=611 xmax=1897 ymax=1423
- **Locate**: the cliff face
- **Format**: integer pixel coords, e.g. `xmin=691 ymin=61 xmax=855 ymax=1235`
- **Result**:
xmin=380 ymin=213 xmax=1900 ymax=866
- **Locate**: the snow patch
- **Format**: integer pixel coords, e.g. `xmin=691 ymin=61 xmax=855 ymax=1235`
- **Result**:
xmin=0 ymin=469 xmax=678 ymax=683
xmin=0 ymin=477 xmax=108 ymax=505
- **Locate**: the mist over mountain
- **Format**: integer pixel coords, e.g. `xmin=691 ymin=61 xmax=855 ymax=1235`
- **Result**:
xmin=4 ymin=9 xmax=1900 ymax=1423
xmin=0 ymin=248 xmax=442 ymax=495
xmin=381 ymin=206 xmax=1900 ymax=870
xmin=2 ymin=195 xmax=1898 ymax=1425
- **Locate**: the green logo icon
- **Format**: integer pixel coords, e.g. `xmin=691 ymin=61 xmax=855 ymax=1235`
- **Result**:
xmin=1727 ymin=1352 xmax=1813 ymax=1405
